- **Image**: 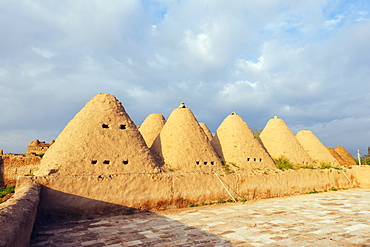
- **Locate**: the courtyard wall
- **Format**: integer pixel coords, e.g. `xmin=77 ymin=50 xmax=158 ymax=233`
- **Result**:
xmin=0 ymin=181 xmax=40 ymax=247
xmin=20 ymin=167 xmax=359 ymax=216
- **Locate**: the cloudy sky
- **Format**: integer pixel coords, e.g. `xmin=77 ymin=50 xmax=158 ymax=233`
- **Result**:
xmin=0 ymin=0 xmax=369 ymax=156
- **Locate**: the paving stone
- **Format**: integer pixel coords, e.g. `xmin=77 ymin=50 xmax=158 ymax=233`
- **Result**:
xmin=30 ymin=189 xmax=370 ymax=246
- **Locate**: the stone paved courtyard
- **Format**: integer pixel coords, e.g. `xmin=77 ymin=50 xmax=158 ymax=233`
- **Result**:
xmin=30 ymin=189 xmax=370 ymax=246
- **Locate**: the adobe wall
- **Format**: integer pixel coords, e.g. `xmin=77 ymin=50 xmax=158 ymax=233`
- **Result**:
xmin=0 ymin=154 xmax=41 ymax=186
xmin=0 ymin=156 xmax=4 ymax=187
xmin=24 ymin=168 xmax=357 ymax=216
xmin=0 ymin=181 xmax=40 ymax=247
xmin=351 ymin=166 xmax=370 ymax=188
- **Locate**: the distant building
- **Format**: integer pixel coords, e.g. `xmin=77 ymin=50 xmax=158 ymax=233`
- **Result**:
xmin=26 ymin=140 xmax=54 ymax=155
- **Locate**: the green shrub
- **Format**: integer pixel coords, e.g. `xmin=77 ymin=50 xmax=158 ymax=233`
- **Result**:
xmin=222 ymin=163 xmax=235 ymax=174
xmin=306 ymin=189 xmax=321 ymax=194
xmin=35 ymin=153 xmax=45 ymax=158
xmin=251 ymin=128 xmax=263 ymax=138
xmin=320 ymin=163 xmax=332 ymax=169
xmin=229 ymin=162 xmax=239 ymax=169
xmin=216 ymin=198 xmax=226 ymax=204
xmin=274 ymin=156 xmax=294 ymax=170
xmin=0 ymin=185 xmax=15 ymax=198
xmin=300 ymin=165 xmax=316 ymax=169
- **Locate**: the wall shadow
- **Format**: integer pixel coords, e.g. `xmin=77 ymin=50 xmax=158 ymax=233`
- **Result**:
xmin=0 ymin=156 xmax=4 ymax=187
xmin=31 ymin=187 xmax=233 ymax=246
xmin=150 ymin=135 xmax=165 ymax=168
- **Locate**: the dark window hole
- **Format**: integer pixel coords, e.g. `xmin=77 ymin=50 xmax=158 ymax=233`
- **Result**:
xmin=91 ymin=160 xmax=97 ymax=165
xmin=196 ymin=161 xmax=200 ymax=165
xmin=254 ymin=158 xmax=256 ymax=161
xmin=211 ymin=161 xmax=214 ymax=165
xmin=260 ymin=159 xmax=262 ymax=162
xmin=120 ymin=125 xmax=126 ymax=129
xmin=102 ymin=124 xmax=109 ymax=129
xmin=204 ymin=162 xmax=207 ymax=165
xmin=247 ymin=158 xmax=250 ymax=161
xmin=123 ymin=160 xmax=129 ymax=165
xmin=103 ymin=160 xmax=110 ymax=164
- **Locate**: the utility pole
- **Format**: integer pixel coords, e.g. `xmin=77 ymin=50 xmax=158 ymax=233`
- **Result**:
xmin=357 ymin=149 xmax=361 ymax=166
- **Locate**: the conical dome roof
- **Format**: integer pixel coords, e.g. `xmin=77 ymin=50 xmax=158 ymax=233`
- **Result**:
xmin=150 ymin=104 xmax=221 ymax=171
xmin=326 ymin=147 xmax=346 ymax=166
xmin=199 ymin=122 xmax=213 ymax=141
xmin=211 ymin=113 xmax=276 ymax=170
xmin=139 ymin=113 xmax=166 ymax=148
xmin=35 ymin=93 xmax=159 ymax=176
xmin=335 ymin=146 xmax=357 ymax=165
xmin=259 ymin=116 xmax=312 ymax=166
xmin=296 ymin=130 xmax=339 ymax=166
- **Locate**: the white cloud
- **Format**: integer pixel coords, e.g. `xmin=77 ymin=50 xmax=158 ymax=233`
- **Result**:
xmin=356 ymin=11 xmax=370 ymax=22
xmin=324 ymin=15 xmax=344 ymax=29
xmin=291 ymin=117 xmax=370 ymax=156
xmin=0 ymin=0 xmax=370 ymax=154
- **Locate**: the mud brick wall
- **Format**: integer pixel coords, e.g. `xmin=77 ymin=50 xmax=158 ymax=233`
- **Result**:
xmin=0 ymin=181 xmax=40 ymax=247
xmin=1 ymin=154 xmax=41 ymax=186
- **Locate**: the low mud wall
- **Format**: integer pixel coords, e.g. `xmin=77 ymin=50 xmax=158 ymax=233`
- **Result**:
xmin=0 ymin=182 xmax=40 ymax=247
xmin=21 ymin=167 xmax=358 ymax=217
xmin=351 ymin=166 xmax=370 ymax=188
xmin=0 ymin=154 xmax=41 ymax=186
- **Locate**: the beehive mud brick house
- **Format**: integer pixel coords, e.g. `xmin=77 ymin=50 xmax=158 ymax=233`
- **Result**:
xmin=259 ymin=116 xmax=313 ymax=166
xmin=150 ymin=103 xmax=222 ymax=171
xmin=211 ymin=112 xmax=276 ymax=170
xmin=138 ymin=113 xmax=166 ymax=148
xmin=296 ymin=129 xmax=339 ymax=166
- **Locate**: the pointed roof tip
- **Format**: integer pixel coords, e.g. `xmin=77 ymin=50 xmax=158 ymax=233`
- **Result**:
xmin=93 ymin=93 xmax=118 ymax=100
xmin=297 ymin=129 xmax=311 ymax=133
xmin=178 ymin=102 xmax=186 ymax=108
xmin=273 ymin=116 xmax=278 ymax=119
xmin=230 ymin=111 xmax=237 ymax=115
xmin=94 ymin=92 xmax=112 ymax=97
